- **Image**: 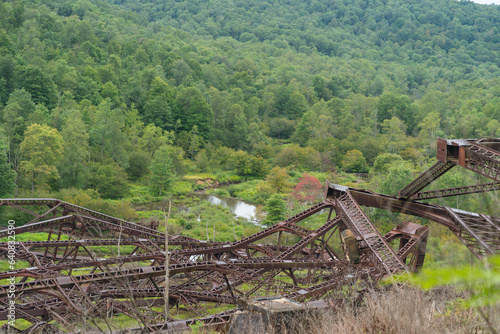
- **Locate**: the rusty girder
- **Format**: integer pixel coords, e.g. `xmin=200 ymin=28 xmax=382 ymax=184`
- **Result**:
xmin=398 ymin=161 xmax=456 ymax=199
xmin=436 ymin=138 xmax=500 ymax=182
xmin=412 ymin=182 xmax=500 ymax=200
xmin=1 ymin=137 xmax=499 ymax=332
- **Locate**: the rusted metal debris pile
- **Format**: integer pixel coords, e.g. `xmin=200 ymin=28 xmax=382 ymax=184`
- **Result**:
xmin=0 ymin=138 xmax=499 ymax=333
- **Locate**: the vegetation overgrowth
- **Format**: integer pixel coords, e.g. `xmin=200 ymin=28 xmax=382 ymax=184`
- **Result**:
xmin=0 ymin=0 xmax=499 ymax=328
xmin=0 ymin=0 xmax=497 ymax=266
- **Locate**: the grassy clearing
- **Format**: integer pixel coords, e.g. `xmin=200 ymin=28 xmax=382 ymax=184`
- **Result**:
xmin=136 ymin=197 xmax=260 ymax=243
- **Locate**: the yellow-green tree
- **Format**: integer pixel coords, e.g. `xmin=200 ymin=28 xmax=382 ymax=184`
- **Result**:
xmin=341 ymin=149 xmax=368 ymax=173
xmin=149 ymin=145 xmax=175 ymax=196
xmin=20 ymin=124 xmax=64 ymax=191
xmin=418 ymin=111 xmax=441 ymax=149
xmin=265 ymin=166 xmax=292 ymax=194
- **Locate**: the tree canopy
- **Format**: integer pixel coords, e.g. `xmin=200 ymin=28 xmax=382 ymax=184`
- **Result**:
xmin=0 ymin=0 xmax=498 ymax=203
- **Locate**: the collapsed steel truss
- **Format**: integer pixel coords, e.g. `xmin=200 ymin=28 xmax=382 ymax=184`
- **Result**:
xmin=0 ymin=137 xmax=499 ymax=333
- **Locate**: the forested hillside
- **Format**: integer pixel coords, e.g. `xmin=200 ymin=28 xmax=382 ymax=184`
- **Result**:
xmin=115 ymin=0 xmax=500 ymax=70
xmin=0 ymin=0 xmax=499 ymax=222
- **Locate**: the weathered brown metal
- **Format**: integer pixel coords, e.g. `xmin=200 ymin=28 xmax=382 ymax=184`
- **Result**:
xmin=413 ymin=182 xmax=500 ymax=200
xmin=333 ymin=187 xmax=408 ymax=274
xmin=326 ymin=184 xmax=500 ymax=257
xmin=383 ymin=222 xmax=429 ymax=273
xmin=1 ymin=137 xmax=499 ymax=333
xmin=436 ymin=138 xmax=500 ymax=182
xmin=398 ymin=161 xmax=455 ymax=199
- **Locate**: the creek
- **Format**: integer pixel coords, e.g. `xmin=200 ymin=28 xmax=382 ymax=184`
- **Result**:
xmin=137 ymin=191 xmax=261 ymax=224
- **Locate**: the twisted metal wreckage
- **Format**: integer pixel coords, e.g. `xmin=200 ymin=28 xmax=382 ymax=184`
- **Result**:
xmin=0 ymin=138 xmax=499 ymax=333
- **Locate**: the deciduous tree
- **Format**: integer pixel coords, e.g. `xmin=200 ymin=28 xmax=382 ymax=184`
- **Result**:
xmin=149 ymin=145 xmax=175 ymax=196
xmin=263 ymin=194 xmax=286 ymax=226
xmin=20 ymin=124 xmax=64 ymax=191
xmin=266 ymin=166 xmax=292 ymax=194
xmin=0 ymin=141 xmax=16 ymax=196
xmin=341 ymin=149 xmax=368 ymax=173
xmin=292 ymin=173 xmax=323 ymax=203
xmin=59 ymin=112 xmax=89 ymax=188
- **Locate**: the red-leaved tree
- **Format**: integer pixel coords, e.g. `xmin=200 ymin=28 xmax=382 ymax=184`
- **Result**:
xmin=292 ymin=173 xmax=323 ymax=203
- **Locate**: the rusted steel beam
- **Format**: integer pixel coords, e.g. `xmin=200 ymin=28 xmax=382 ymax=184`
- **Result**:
xmin=0 ymin=239 xmax=224 ymax=249
xmin=327 ymin=183 xmax=500 ymax=260
xmin=0 ymin=198 xmax=164 ymax=238
xmin=1 ymin=144 xmax=498 ymax=334
xmin=0 ymin=252 xmax=167 ymax=278
xmin=327 ymin=184 xmax=459 ymax=230
xmin=0 ymin=259 xmax=337 ymax=297
xmin=26 ymin=203 xmax=63 ymax=225
xmin=276 ymin=217 xmax=340 ymax=259
xmin=285 ymin=264 xmax=379 ymax=301
xmin=210 ymin=215 xmax=344 ymax=294
xmin=413 ymin=182 xmax=500 ymax=200
xmin=0 ymin=215 xmax=76 ymax=239
xmin=398 ymin=161 xmax=455 ymax=199
xmin=383 ymin=222 xmax=429 ymax=273
xmin=446 ymin=209 xmax=499 ymax=257
xmin=333 ymin=188 xmax=408 ymax=275
xmin=123 ymin=310 xmax=236 ymax=333
xmin=436 ymin=137 xmax=500 ymax=182
xmin=165 ymin=204 xmax=331 ymax=258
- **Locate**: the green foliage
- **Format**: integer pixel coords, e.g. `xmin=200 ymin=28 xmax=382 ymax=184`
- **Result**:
xmin=263 ymin=194 xmax=287 ymax=226
xmin=89 ymin=99 xmax=127 ymax=165
xmin=226 ymin=150 xmax=269 ymax=177
xmin=377 ymin=93 xmax=415 ymax=134
xmin=389 ymin=255 xmax=500 ymax=308
xmin=14 ymin=65 xmax=57 ymax=109
xmin=149 ymin=145 xmax=175 ymax=196
xmin=274 ymin=145 xmax=321 ymax=171
xmin=372 ymin=153 xmax=403 ymax=174
xmin=171 ymin=181 xmax=192 ymax=195
xmin=341 ymin=149 xmax=368 ymax=173
xmin=0 ymin=141 xmax=16 ymax=196
xmin=1 ymin=89 xmax=36 ymax=146
xmin=58 ymin=188 xmax=137 ymax=220
xmin=265 ymin=166 xmax=292 ymax=194
xmin=126 ymin=150 xmax=151 ymax=181
xmin=175 ymin=87 xmax=214 ymax=141
xmin=20 ymin=123 xmax=64 ymax=191
xmin=143 ymin=77 xmax=175 ymax=130
xmin=206 ymin=188 xmax=230 ymax=197
xmin=379 ymin=161 xmax=413 ymax=196
xmin=227 ymin=179 xmax=268 ymax=203
xmin=136 ymin=196 xmax=260 ymax=242
xmin=0 ymin=0 xmax=498 ymax=222
xmin=59 ymin=112 xmax=89 ymax=188
xmin=86 ymin=161 xmax=130 ymax=199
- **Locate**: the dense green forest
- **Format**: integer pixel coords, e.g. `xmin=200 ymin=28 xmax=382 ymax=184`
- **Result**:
xmin=0 ymin=0 xmax=499 ymax=255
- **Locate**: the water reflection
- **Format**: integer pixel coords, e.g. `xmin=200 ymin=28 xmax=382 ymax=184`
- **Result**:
xmin=137 ymin=192 xmax=260 ymax=224
xmin=195 ymin=193 xmax=258 ymax=223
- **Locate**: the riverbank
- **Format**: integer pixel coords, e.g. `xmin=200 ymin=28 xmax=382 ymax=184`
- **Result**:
xmin=133 ymin=192 xmax=261 ymax=243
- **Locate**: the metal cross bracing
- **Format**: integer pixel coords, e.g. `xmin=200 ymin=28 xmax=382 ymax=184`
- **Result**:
xmin=411 ymin=182 xmax=500 ymax=200
xmin=0 ymin=137 xmax=499 ymax=333
xmin=326 ymin=184 xmax=500 ymax=259
xmin=398 ymin=161 xmax=456 ymax=199
xmin=0 ymin=200 xmax=348 ymax=332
